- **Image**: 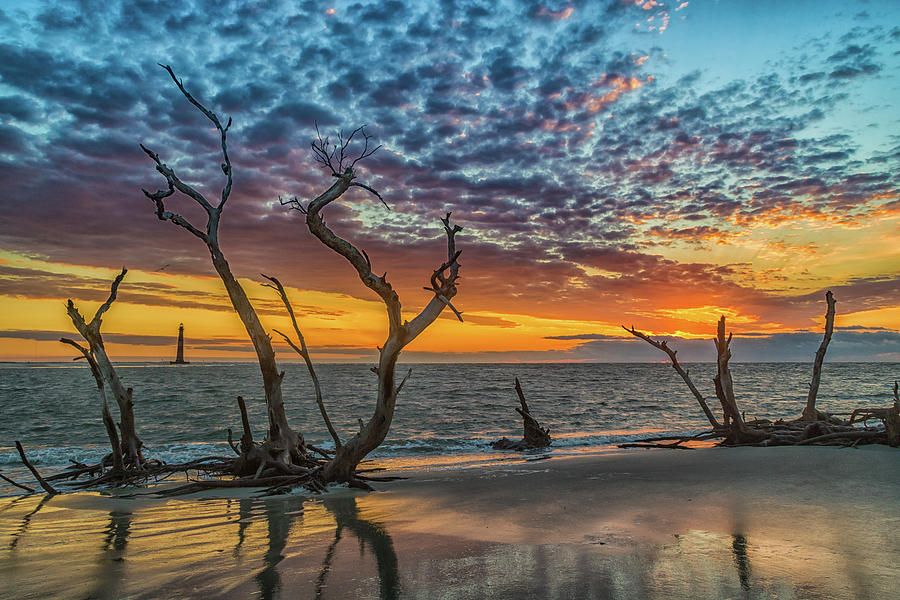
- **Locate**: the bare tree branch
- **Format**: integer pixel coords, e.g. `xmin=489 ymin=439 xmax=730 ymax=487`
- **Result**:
xmin=406 ymin=213 xmax=464 ymax=340
xmin=65 ymin=269 xmax=140 ymax=467
xmin=15 ymin=442 xmax=57 ymax=495
xmin=142 ymin=65 xmax=303 ymax=464
xmin=90 ymin=267 xmax=127 ymax=331
xmin=0 ymin=471 xmax=34 ymax=494
xmin=622 ymin=325 xmax=720 ymax=429
xmin=158 ymin=63 xmax=233 ymax=211
xmin=295 ymin=131 xmax=464 ymax=482
xmin=139 ymin=144 xmax=215 ymax=212
xmin=263 ymin=274 xmax=341 ymax=450
xmin=311 ymin=124 xmax=382 ymax=176
xmin=350 ymin=182 xmax=390 ymax=210
xmin=395 ymin=368 xmax=413 ymax=396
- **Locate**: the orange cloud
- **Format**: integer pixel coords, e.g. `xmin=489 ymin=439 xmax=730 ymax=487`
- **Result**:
xmin=565 ymin=74 xmax=650 ymax=114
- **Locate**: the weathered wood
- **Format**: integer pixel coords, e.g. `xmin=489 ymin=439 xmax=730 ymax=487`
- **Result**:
xmin=887 ymin=381 xmax=900 ymax=447
xmin=154 ymin=474 xmax=312 ymax=497
xmin=492 ymin=378 xmax=551 ymax=450
xmin=795 ymin=430 xmax=882 ymax=445
xmin=15 ymin=441 xmax=57 ymax=495
xmin=0 ymin=471 xmax=34 ymax=493
xmin=848 ymin=407 xmax=894 ymax=426
xmin=802 ymin=290 xmax=836 ymax=421
xmin=236 ymin=396 xmax=254 ymax=455
xmin=64 ymin=270 xmax=143 ymax=466
xmin=713 ymin=317 xmax=755 ymax=443
xmin=141 ymin=65 xmax=302 ymax=465
xmin=263 ymin=274 xmax=341 ymax=450
xmin=283 ymin=147 xmax=464 ymax=484
xmin=60 ymin=337 xmax=124 ymax=472
xmin=515 ymin=377 xmax=551 ymax=448
xmin=622 ymin=325 xmax=721 ymax=429
xmin=619 ymin=442 xmax=694 ymax=450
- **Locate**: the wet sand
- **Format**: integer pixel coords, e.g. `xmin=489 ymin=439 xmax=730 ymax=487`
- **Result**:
xmin=1 ymin=446 xmax=897 ymax=599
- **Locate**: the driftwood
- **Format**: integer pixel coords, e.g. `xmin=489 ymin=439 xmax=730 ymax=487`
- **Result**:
xmin=59 ymin=336 xmax=125 ymax=472
xmin=0 ymin=470 xmax=35 ymax=493
xmin=621 ymin=292 xmax=898 ymax=450
xmin=802 ymin=290 xmax=836 ymax=421
xmin=278 ymin=129 xmax=465 ymax=485
xmin=64 ymin=268 xmax=143 ymax=466
xmin=14 ymin=78 xmax=465 ymax=496
xmin=262 ymin=274 xmax=341 ymax=451
xmin=15 ymin=442 xmax=57 ymax=495
xmin=622 ymin=325 xmax=720 ymax=429
xmin=491 ymin=378 xmax=551 ymax=450
xmin=141 ymin=64 xmax=303 ymax=467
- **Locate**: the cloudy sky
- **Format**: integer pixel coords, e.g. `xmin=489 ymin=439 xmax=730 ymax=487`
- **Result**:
xmin=1 ymin=0 xmax=898 ymax=362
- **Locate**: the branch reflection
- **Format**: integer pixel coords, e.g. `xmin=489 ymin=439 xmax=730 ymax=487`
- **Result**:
xmin=317 ymin=496 xmax=399 ymax=600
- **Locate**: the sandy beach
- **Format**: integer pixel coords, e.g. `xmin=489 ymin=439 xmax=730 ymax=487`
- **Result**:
xmin=1 ymin=446 xmax=897 ymax=599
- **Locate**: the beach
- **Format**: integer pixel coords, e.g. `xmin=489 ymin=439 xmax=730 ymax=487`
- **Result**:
xmin=1 ymin=446 xmax=897 ymax=599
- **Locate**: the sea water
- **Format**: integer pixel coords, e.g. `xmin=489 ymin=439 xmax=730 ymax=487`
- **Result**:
xmin=0 ymin=362 xmax=896 ymax=494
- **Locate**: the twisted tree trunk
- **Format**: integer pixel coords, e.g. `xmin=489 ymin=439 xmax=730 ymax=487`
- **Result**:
xmin=280 ymin=133 xmax=463 ymax=484
xmin=712 ymin=316 xmax=764 ymax=443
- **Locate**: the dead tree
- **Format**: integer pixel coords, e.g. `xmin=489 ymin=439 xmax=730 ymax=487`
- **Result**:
xmin=280 ymin=128 xmax=463 ymax=484
xmin=140 ymin=64 xmax=302 ymax=466
xmin=712 ymin=316 xmax=763 ymax=443
xmin=64 ymin=268 xmax=143 ymax=466
xmin=59 ymin=337 xmax=124 ymax=472
xmin=622 ymin=325 xmax=721 ymax=429
xmin=491 ymin=378 xmax=551 ymax=450
xmin=801 ymin=290 xmax=836 ymax=421
xmin=622 ymin=307 xmax=896 ymax=449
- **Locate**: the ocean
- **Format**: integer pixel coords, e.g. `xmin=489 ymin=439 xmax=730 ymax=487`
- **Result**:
xmin=0 ymin=361 xmax=896 ymax=494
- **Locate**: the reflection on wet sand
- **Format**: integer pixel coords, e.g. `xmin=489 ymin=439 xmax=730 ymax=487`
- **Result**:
xmin=732 ymin=532 xmax=751 ymax=595
xmin=6 ymin=494 xmax=48 ymax=550
xmin=0 ymin=449 xmax=897 ymax=599
xmin=0 ymin=490 xmax=894 ymax=599
xmin=84 ymin=510 xmax=133 ymax=599
xmin=318 ymin=496 xmax=400 ymax=600
xmin=0 ymin=489 xmax=894 ymax=600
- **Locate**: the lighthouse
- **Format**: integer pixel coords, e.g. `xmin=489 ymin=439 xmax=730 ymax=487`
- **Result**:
xmin=170 ymin=323 xmax=189 ymax=364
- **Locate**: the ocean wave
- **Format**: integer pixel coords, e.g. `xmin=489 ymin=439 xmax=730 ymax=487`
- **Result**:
xmin=0 ymin=429 xmax=701 ymax=474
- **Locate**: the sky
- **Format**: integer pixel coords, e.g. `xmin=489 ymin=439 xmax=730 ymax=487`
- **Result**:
xmin=0 ymin=0 xmax=898 ymax=363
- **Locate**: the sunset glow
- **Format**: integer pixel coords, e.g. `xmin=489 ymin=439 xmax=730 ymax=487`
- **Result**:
xmin=1 ymin=0 xmax=898 ymax=362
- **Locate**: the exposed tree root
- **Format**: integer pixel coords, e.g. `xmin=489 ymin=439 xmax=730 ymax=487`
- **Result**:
xmin=624 ymin=421 xmax=892 ymax=450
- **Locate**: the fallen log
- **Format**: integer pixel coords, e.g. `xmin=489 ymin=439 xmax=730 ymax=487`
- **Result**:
xmin=619 ymin=442 xmax=694 ymax=450
xmin=795 ymin=430 xmax=883 ymax=446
